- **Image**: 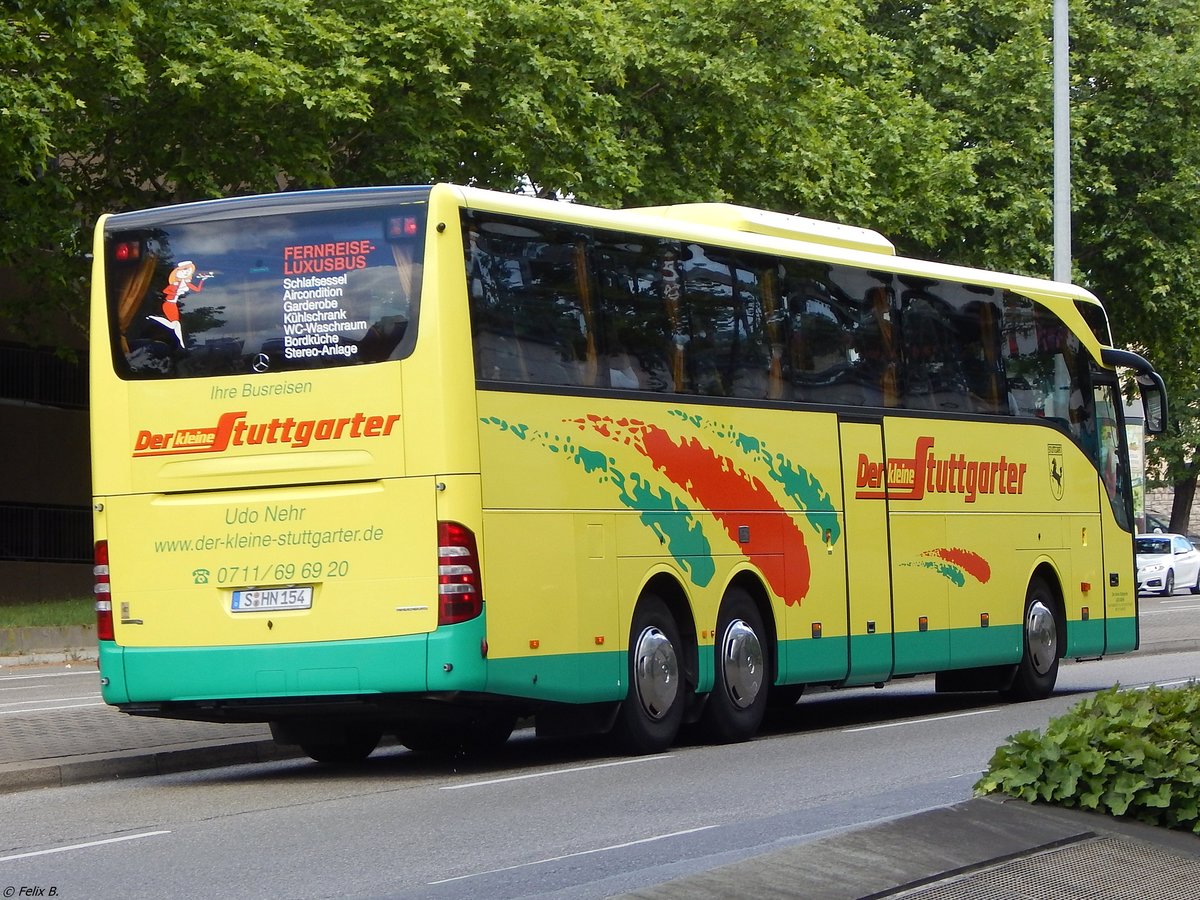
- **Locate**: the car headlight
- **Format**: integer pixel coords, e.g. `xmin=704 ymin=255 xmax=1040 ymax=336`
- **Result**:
xmin=1140 ymin=563 xmax=1166 ymax=574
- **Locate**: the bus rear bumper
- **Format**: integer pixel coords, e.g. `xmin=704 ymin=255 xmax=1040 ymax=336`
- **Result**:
xmin=98 ymin=616 xmax=490 ymax=717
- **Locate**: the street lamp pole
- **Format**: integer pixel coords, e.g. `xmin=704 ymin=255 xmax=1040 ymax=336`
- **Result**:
xmin=1053 ymin=0 xmax=1071 ymax=283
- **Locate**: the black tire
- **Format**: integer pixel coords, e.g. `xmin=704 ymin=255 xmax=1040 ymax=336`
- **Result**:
xmin=399 ymin=713 xmax=516 ymax=757
xmin=1191 ymin=569 xmax=1200 ymax=595
xmin=1002 ymin=577 xmax=1060 ymax=701
xmin=698 ymin=588 xmax=769 ymax=743
xmin=1163 ymin=569 xmax=1175 ymax=596
xmin=298 ymin=725 xmax=382 ymax=765
xmin=612 ymin=594 xmax=686 ymax=754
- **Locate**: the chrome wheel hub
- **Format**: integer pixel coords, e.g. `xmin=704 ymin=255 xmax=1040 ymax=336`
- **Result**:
xmin=632 ymin=625 xmax=679 ymax=720
xmin=1026 ymin=600 xmax=1057 ymax=675
xmin=720 ymin=619 xmax=763 ymax=709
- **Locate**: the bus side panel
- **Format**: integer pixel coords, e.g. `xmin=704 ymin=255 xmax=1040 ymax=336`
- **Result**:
xmin=1101 ymin=496 xmax=1138 ymax=654
xmin=838 ymin=421 xmax=894 ymax=686
xmin=881 ymin=417 xmax=1104 ymax=675
xmin=889 ymin=512 xmax=951 ymax=674
xmin=1064 ymin=510 xmax=1109 ymax=657
xmin=942 ymin=513 xmax=1029 ymax=667
xmin=476 ymin=392 xmax=851 ymax=697
xmin=481 ymin=510 xmax=623 ymax=703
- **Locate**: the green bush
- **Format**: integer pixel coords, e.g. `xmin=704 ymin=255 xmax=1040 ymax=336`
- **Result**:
xmin=975 ymin=685 xmax=1200 ymax=834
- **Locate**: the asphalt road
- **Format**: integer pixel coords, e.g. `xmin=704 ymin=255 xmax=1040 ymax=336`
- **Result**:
xmin=3 ymin=642 xmax=1199 ymax=899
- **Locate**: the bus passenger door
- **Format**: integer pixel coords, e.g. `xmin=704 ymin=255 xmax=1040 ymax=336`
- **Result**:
xmin=839 ymin=419 xmax=895 ymax=685
xmin=1093 ymin=380 xmax=1138 ymax=653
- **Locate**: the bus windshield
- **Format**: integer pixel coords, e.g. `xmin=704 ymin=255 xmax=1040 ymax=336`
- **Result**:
xmin=104 ymin=196 xmax=427 ymax=379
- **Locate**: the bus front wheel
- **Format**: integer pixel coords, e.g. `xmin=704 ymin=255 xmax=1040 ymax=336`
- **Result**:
xmin=1002 ymin=577 xmax=1060 ymax=701
xmin=699 ymin=588 xmax=768 ymax=743
xmin=612 ymin=594 xmax=685 ymax=754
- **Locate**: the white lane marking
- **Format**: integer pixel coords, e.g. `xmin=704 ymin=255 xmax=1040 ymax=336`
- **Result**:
xmin=843 ymin=707 xmax=997 ymax=733
xmin=0 ymin=701 xmax=106 ymax=716
xmin=441 ymin=755 xmax=672 ymax=790
xmin=0 ymin=672 xmax=95 ymax=684
xmin=0 ymin=695 xmax=100 ymax=708
xmin=428 ymin=825 xmax=719 ymax=884
xmin=0 ymin=831 xmax=171 ymax=863
xmin=1142 ymin=605 xmax=1200 ymax=614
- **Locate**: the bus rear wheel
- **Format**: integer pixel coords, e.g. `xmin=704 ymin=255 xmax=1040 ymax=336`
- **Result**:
xmin=612 ymin=594 xmax=685 ymax=754
xmin=398 ymin=713 xmax=516 ymax=757
xmin=298 ymin=725 xmax=382 ymax=765
xmin=1002 ymin=577 xmax=1060 ymax=701
xmin=699 ymin=588 xmax=768 ymax=743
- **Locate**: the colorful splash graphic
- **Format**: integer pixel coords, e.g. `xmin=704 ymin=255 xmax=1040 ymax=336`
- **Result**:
xmin=481 ymin=410 xmax=839 ymax=606
xmin=903 ymin=548 xmax=992 ymax=588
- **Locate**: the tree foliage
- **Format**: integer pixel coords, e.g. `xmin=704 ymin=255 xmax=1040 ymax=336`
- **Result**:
xmin=869 ymin=0 xmax=1200 ymax=516
xmin=2 ymin=0 xmax=962 ymax=340
xmin=6 ymin=0 xmax=1200 ymax=511
xmin=1071 ymin=1 xmax=1200 ymax=514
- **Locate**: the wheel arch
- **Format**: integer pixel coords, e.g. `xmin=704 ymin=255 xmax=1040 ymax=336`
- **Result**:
xmin=640 ymin=571 xmax=699 ymax=690
xmin=725 ymin=570 xmax=778 ymax=684
xmin=1030 ymin=560 xmax=1067 ymax=660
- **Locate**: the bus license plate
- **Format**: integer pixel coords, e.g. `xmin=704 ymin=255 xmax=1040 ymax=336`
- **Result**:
xmin=231 ymin=587 xmax=313 ymax=612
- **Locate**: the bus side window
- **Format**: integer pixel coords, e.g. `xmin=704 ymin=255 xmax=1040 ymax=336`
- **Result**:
xmin=591 ymin=231 xmax=676 ymax=392
xmin=960 ymin=293 xmax=1006 ymax=414
xmin=780 ymin=261 xmax=860 ymax=405
xmin=1001 ymin=292 xmax=1087 ymax=426
xmin=760 ymin=265 xmax=788 ymax=401
xmin=846 ymin=279 xmax=900 ymax=408
xmin=900 ymin=290 xmax=968 ymax=412
xmin=676 ymin=245 xmax=774 ymax=399
xmin=466 ymin=216 xmax=598 ymax=387
xmin=728 ymin=259 xmax=776 ymax=400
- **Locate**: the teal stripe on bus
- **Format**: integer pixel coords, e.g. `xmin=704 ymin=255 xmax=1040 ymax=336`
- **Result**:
xmin=99 ymin=614 xmax=1137 ymax=707
xmin=101 ymin=615 xmax=491 ymax=704
xmin=486 ymin=651 xmax=625 ymax=704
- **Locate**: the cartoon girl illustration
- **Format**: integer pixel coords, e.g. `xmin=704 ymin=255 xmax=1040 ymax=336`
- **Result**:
xmin=148 ymin=260 xmax=213 ymax=347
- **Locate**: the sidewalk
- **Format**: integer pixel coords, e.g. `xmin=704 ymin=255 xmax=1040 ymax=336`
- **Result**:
xmin=0 ymin=669 xmax=299 ymax=794
xmin=617 ymin=796 xmax=1200 ymax=899
xmin=0 ymin=629 xmax=301 ymax=793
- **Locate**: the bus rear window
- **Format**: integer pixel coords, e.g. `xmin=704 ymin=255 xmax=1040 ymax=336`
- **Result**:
xmin=105 ymin=203 xmax=426 ymax=378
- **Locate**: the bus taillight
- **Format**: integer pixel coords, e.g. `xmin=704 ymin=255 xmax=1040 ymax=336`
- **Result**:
xmin=94 ymin=540 xmax=114 ymax=641
xmin=437 ymin=521 xmax=483 ymax=625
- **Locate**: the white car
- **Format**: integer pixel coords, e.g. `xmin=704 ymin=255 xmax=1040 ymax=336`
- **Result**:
xmin=1135 ymin=533 xmax=1200 ymax=596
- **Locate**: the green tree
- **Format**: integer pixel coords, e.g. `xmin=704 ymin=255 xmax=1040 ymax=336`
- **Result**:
xmin=3 ymin=0 xmax=969 ymax=345
xmin=2 ymin=0 xmax=381 ymax=339
xmin=592 ymin=0 xmax=973 ymax=244
xmin=863 ymin=0 xmax=1057 ymax=270
xmin=869 ymin=0 xmax=1200 ymax=527
xmin=1071 ymin=0 xmax=1200 ymax=526
xmin=1 ymin=1 xmax=143 ymax=339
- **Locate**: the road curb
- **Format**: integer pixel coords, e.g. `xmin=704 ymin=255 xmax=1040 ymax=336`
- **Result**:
xmin=0 ymin=738 xmax=303 ymax=795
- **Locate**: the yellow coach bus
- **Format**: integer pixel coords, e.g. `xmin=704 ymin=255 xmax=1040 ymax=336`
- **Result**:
xmin=90 ymin=184 xmax=1166 ymax=762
